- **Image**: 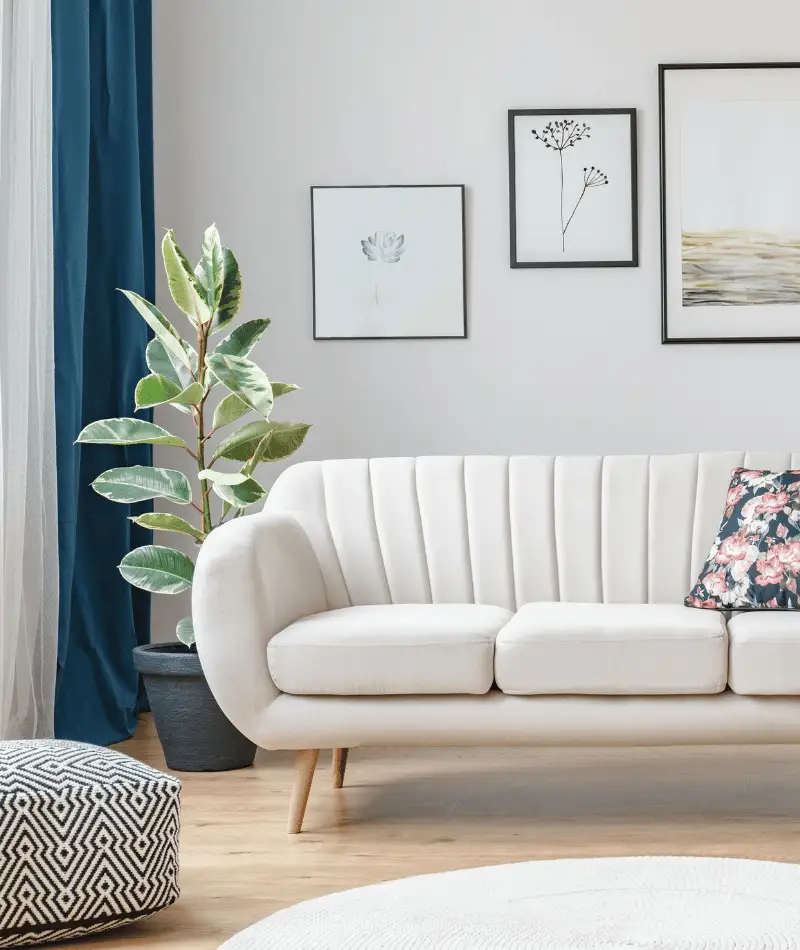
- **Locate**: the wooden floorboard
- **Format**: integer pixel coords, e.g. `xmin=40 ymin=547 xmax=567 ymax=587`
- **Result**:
xmin=62 ymin=714 xmax=800 ymax=949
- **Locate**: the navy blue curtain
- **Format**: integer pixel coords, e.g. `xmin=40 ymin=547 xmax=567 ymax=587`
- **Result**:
xmin=52 ymin=0 xmax=155 ymax=745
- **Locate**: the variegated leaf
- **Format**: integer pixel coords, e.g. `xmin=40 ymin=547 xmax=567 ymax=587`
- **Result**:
xmin=176 ymin=616 xmax=195 ymax=647
xmin=119 ymin=289 xmax=194 ymax=372
xmin=198 ymin=469 xmax=249 ymax=486
xmin=209 ymin=475 xmax=266 ymax=509
xmin=76 ymin=418 xmax=187 ymax=448
xmin=91 ymin=466 xmax=192 ymax=504
xmin=209 ymin=247 xmax=242 ymax=335
xmin=213 ymin=420 xmax=310 ymax=463
xmin=194 ymin=224 xmax=225 ymax=314
xmin=206 ymin=319 xmax=271 ymax=388
xmin=212 ymin=392 xmax=251 ymax=430
xmin=162 ymin=229 xmax=211 ymax=325
xmin=119 ymin=545 xmax=194 ymax=594
xmin=205 ymin=353 xmax=273 ymax=418
xmin=130 ymin=512 xmax=205 ymax=543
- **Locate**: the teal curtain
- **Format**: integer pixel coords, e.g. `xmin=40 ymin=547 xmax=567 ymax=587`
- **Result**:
xmin=52 ymin=0 xmax=155 ymax=745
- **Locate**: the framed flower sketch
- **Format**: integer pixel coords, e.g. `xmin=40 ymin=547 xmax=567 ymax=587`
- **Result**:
xmin=661 ymin=63 xmax=800 ymax=343
xmin=310 ymin=184 xmax=467 ymax=340
xmin=508 ymin=108 xmax=638 ymax=268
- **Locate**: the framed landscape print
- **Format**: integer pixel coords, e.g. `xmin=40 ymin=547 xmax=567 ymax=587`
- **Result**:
xmin=661 ymin=63 xmax=800 ymax=343
xmin=508 ymin=108 xmax=638 ymax=268
xmin=311 ymin=184 xmax=467 ymax=340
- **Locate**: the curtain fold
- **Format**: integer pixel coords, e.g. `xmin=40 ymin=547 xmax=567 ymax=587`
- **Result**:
xmin=52 ymin=0 xmax=154 ymax=745
xmin=0 ymin=0 xmax=59 ymax=740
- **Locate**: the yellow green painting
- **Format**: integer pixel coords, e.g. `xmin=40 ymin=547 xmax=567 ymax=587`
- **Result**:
xmin=682 ymin=229 xmax=800 ymax=307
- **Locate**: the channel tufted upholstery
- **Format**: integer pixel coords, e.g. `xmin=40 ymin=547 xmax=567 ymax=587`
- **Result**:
xmin=265 ymin=453 xmax=800 ymax=610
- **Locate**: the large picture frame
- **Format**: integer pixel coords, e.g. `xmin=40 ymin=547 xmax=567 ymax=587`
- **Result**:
xmin=508 ymin=108 xmax=638 ymax=268
xmin=661 ymin=62 xmax=800 ymax=343
xmin=311 ymin=184 xmax=467 ymax=340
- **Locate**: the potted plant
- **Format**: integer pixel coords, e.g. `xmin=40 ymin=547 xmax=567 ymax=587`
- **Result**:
xmin=76 ymin=225 xmax=310 ymax=771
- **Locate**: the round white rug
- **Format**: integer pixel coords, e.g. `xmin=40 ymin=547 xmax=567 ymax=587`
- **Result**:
xmin=220 ymin=856 xmax=800 ymax=949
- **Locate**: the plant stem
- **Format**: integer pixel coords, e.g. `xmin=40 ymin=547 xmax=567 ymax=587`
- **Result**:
xmin=195 ymin=322 xmax=213 ymax=537
xmin=559 ymin=150 xmax=565 ymax=252
xmin=563 ymin=185 xmax=587 ymax=238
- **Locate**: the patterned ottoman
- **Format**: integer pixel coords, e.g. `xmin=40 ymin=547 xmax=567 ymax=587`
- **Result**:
xmin=0 ymin=740 xmax=181 ymax=947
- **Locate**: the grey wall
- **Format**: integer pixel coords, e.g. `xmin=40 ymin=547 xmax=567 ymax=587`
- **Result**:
xmin=151 ymin=0 xmax=800 ymax=638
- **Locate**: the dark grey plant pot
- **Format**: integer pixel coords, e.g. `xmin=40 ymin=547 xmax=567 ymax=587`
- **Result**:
xmin=133 ymin=643 xmax=256 ymax=772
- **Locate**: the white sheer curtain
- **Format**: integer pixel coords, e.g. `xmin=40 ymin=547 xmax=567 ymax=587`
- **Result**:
xmin=0 ymin=0 xmax=58 ymax=739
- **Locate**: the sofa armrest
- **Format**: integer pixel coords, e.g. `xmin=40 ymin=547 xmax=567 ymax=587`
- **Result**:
xmin=192 ymin=512 xmax=327 ymax=745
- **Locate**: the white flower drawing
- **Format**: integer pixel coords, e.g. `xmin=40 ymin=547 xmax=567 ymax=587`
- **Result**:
xmin=361 ymin=231 xmax=405 ymax=264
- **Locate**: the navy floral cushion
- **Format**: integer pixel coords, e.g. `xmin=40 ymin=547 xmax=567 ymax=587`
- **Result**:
xmin=686 ymin=468 xmax=800 ymax=610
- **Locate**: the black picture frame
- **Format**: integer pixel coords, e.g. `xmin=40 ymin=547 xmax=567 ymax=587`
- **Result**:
xmin=508 ymin=108 xmax=638 ymax=269
xmin=660 ymin=62 xmax=800 ymax=344
xmin=310 ymin=184 xmax=468 ymax=341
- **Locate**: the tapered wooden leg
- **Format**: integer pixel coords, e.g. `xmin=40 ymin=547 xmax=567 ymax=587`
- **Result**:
xmin=288 ymin=749 xmax=319 ymax=834
xmin=332 ymin=747 xmax=349 ymax=789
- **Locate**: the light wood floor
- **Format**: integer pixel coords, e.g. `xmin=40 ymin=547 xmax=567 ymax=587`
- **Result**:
xmin=63 ymin=715 xmax=800 ymax=949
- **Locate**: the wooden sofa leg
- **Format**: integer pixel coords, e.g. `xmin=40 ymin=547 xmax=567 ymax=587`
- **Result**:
xmin=332 ymin=748 xmax=349 ymax=789
xmin=288 ymin=749 xmax=319 ymax=834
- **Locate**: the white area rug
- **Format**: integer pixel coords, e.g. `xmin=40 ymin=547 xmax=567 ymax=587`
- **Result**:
xmin=220 ymin=856 xmax=800 ymax=949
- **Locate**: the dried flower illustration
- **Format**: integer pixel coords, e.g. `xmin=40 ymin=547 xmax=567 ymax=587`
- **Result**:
xmin=361 ymin=231 xmax=405 ymax=263
xmin=531 ymin=120 xmax=609 ymax=251
xmin=361 ymin=230 xmax=405 ymax=307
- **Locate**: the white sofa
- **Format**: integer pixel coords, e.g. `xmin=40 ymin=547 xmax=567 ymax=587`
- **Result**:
xmin=193 ymin=453 xmax=800 ymax=832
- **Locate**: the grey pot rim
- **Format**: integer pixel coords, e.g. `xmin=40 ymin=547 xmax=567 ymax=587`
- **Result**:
xmin=133 ymin=643 xmax=203 ymax=678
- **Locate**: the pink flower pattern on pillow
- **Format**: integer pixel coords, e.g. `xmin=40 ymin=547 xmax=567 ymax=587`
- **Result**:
xmin=686 ymin=468 xmax=800 ymax=610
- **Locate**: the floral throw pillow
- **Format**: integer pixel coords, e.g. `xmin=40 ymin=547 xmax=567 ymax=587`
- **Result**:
xmin=686 ymin=468 xmax=800 ymax=610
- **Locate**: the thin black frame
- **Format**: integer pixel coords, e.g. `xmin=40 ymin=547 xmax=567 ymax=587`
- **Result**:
xmin=660 ymin=62 xmax=800 ymax=344
xmin=508 ymin=108 xmax=639 ymax=269
xmin=310 ymin=184 xmax=468 ymax=341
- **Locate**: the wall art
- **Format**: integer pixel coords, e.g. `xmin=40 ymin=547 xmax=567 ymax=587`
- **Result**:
xmin=311 ymin=184 xmax=467 ymax=340
xmin=661 ymin=63 xmax=800 ymax=343
xmin=508 ymin=108 xmax=638 ymax=268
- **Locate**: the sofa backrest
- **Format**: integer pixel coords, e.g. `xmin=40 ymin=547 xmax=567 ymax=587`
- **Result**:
xmin=265 ymin=453 xmax=800 ymax=610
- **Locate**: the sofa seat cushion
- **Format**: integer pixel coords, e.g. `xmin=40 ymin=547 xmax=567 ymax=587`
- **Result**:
xmin=495 ymin=603 xmax=727 ymax=695
xmin=728 ymin=611 xmax=800 ymax=694
xmin=268 ymin=604 xmax=512 ymax=696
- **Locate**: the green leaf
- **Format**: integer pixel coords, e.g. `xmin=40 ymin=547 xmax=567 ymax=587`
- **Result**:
xmin=213 ymin=420 xmax=310 ymax=463
xmin=120 ymin=289 xmax=194 ymax=372
xmin=206 ymin=353 xmax=273 ymax=418
xmin=240 ymin=435 xmax=270 ymax=475
xmin=194 ymin=224 xmax=225 ymax=314
xmin=76 ymin=418 xmax=187 ymax=448
xmin=206 ymin=319 xmax=271 ymax=389
xmin=130 ymin=512 xmax=205 ymax=543
xmin=212 ymin=392 xmax=251 ymax=430
xmin=162 ymin=230 xmax=211 ymax=325
xmin=176 ymin=617 xmax=195 ymax=648
xmin=136 ymin=365 xmax=201 ymax=413
xmin=91 ymin=466 xmax=192 ymax=504
xmin=198 ymin=469 xmax=250 ymax=485
xmin=271 ymin=381 xmax=299 ymax=398
xmin=119 ymin=545 xmax=195 ymax=594
xmin=209 ymin=476 xmax=266 ymax=509
xmin=146 ymin=338 xmax=194 ymax=393
xmin=209 ymin=247 xmax=242 ymax=335
xmin=173 ymin=381 xmax=204 ymax=405
xmin=213 ymin=319 xmax=270 ymax=360
xmin=135 ymin=374 xmax=180 ymax=409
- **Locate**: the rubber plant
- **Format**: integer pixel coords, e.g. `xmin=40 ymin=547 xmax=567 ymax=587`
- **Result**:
xmin=76 ymin=225 xmax=310 ymax=649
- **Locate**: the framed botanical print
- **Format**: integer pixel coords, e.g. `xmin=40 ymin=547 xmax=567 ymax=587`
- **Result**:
xmin=661 ymin=62 xmax=800 ymax=343
xmin=508 ymin=108 xmax=638 ymax=268
xmin=311 ymin=184 xmax=467 ymax=340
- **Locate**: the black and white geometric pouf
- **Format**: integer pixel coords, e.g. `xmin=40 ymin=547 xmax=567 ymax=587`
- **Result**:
xmin=0 ymin=740 xmax=181 ymax=947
